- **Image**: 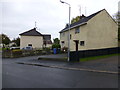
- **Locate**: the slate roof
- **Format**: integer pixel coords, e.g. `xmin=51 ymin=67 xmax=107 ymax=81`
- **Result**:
xmin=59 ymin=9 xmax=105 ymax=33
xmin=19 ymin=28 xmax=43 ymax=36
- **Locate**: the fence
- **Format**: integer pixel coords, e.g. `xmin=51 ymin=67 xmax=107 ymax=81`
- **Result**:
xmin=70 ymin=47 xmax=120 ymax=61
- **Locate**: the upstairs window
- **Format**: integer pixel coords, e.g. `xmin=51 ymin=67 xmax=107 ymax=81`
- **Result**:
xmin=62 ymin=32 xmax=65 ymax=36
xmin=75 ymin=27 xmax=80 ymax=34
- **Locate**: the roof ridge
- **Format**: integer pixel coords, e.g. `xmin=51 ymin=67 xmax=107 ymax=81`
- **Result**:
xmin=19 ymin=28 xmax=43 ymax=36
xmin=71 ymin=9 xmax=105 ymax=26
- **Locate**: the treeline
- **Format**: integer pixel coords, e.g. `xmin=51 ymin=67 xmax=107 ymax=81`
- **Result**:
xmin=0 ymin=34 xmax=20 ymax=47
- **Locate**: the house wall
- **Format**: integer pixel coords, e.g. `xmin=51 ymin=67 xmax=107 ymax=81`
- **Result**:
xmin=20 ymin=36 xmax=43 ymax=49
xmin=43 ymin=44 xmax=52 ymax=48
xmin=60 ymin=24 xmax=88 ymax=51
xmin=86 ymin=10 xmax=118 ymax=50
xmin=60 ymin=31 xmax=68 ymax=48
xmin=60 ymin=10 xmax=118 ymax=51
xmin=46 ymin=44 xmax=52 ymax=48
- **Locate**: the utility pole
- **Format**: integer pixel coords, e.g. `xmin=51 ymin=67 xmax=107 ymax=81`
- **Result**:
xmin=60 ymin=0 xmax=71 ymax=62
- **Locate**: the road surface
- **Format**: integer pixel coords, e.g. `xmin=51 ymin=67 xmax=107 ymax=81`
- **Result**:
xmin=2 ymin=57 xmax=118 ymax=88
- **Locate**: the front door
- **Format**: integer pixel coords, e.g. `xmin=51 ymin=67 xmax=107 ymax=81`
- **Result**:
xmin=73 ymin=40 xmax=79 ymax=62
xmin=75 ymin=40 xmax=79 ymax=51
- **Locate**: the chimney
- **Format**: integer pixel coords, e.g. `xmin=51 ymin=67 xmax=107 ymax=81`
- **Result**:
xmin=33 ymin=28 xmax=36 ymax=30
xmin=80 ymin=14 xmax=86 ymax=19
xmin=65 ymin=23 xmax=69 ymax=27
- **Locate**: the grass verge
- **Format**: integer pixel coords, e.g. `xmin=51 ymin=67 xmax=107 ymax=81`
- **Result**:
xmin=80 ymin=53 xmax=120 ymax=62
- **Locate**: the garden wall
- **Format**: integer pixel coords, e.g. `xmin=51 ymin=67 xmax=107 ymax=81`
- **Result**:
xmin=2 ymin=49 xmax=53 ymax=58
xmin=70 ymin=47 xmax=120 ymax=61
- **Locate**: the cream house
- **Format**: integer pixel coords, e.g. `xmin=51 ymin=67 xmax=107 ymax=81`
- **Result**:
xmin=60 ymin=9 xmax=118 ymax=52
xmin=19 ymin=28 xmax=52 ymax=49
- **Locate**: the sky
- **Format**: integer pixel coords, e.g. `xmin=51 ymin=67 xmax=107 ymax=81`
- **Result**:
xmin=0 ymin=0 xmax=119 ymax=40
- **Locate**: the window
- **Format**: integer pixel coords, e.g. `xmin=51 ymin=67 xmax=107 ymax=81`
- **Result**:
xmin=62 ymin=32 xmax=65 ymax=36
xmin=80 ymin=41 xmax=85 ymax=46
xmin=75 ymin=27 xmax=80 ymax=34
xmin=61 ymin=41 xmax=65 ymax=43
xmin=28 ymin=44 xmax=32 ymax=46
xmin=61 ymin=41 xmax=65 ymax=47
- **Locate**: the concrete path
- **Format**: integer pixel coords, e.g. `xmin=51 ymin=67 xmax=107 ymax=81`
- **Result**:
xmin=16 ymin=54 xmax=119 ymax=74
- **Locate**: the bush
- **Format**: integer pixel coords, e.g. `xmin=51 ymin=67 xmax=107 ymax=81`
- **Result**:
xmin=2 ymin=48 xmax=10 ymax=51
xmin=52 ymin=44 xmax=61 ymax=49
xmin=42 ymin=47 xmax=52 ymax=54
xmin=12 ymin=49 xmax=22 ymax=57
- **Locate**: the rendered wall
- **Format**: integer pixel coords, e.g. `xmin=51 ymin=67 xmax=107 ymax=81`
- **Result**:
xmin=20 ymin=36 xmax=43 ymax=49
xmin=60 ymin=10 xmax=118 ymax=51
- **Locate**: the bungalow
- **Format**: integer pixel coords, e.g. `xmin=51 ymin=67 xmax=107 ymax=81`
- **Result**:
xmin=59 ymin=9 xmax=118 ymax=61
xmin=19 ymin=28 xmax=52 ymax=49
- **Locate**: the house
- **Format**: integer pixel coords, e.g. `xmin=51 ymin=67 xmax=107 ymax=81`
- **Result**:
xmin=43 ymin=34 xmax=52 ymax=48
xmin=9 ymin=42 xmax=17 ymax=47
xmin=59 ymin=9 xmax=118 ymax=61
xmin=19 ymin=28 xmax=52 ymax=49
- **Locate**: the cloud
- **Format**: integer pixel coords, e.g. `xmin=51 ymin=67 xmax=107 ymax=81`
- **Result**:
xmin=1 ymin=0 xmax=119 ymax=40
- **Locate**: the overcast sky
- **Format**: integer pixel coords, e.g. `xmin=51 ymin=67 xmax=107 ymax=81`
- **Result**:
xmin=1 ymin=0 xmax=119 ymax=40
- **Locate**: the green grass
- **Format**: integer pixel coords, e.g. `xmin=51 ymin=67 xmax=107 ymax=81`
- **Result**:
xmin=80 ymin=53 xmax=120 ymax=62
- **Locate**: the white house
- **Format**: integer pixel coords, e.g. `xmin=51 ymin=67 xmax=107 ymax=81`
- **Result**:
xmin=60 ymin=9 xmax=118 ymax=52
xmin=59 ymin=9 xmax=118 ymax=61
xmin=19 ymin=28 xmax=52 ymax=49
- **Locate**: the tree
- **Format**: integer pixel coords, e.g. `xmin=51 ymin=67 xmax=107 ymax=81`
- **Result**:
xmin=53 ymin=38 xmax=60 ymax=44
xmin=71 ymin=15 xmax=86 ymax=24
xmin=71 ymin=16 xmax=80 ymax=24
xmin=12 ymin=37 xmax=20 ymax=46
xmin=113 ymin=11 xmax=120 ymax=40
xmin=52 ymin=38 xmax=61 ymax=49
xmin=1 ymin=34 xmax=11 ymax=45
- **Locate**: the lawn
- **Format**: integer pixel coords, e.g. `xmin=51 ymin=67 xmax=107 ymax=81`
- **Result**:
xmin=80 ymin=53 xmax=120 ymax=62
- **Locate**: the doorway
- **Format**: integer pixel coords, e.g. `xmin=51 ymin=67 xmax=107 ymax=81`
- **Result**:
xmin=74 ymin=40 xmax=79 ymax=51
xmin=73 ymin=40 xmax=79 ymax=62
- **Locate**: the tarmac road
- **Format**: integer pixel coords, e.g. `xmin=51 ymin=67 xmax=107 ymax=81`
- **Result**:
xmin=2 ymin=57 xmax=118 ymax=88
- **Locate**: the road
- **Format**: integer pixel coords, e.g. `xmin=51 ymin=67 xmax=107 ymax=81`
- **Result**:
xmin=2 ymin=57 xmax=118 ymax=88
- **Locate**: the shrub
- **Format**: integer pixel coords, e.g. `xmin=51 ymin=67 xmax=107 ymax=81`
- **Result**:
xmin=52 ymin=44 xmax=61 ymax=49
xmin=12 ymin=49 xmax=22 ymax=57
xmin=2 ymin=48 xmax=10 ymax=51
